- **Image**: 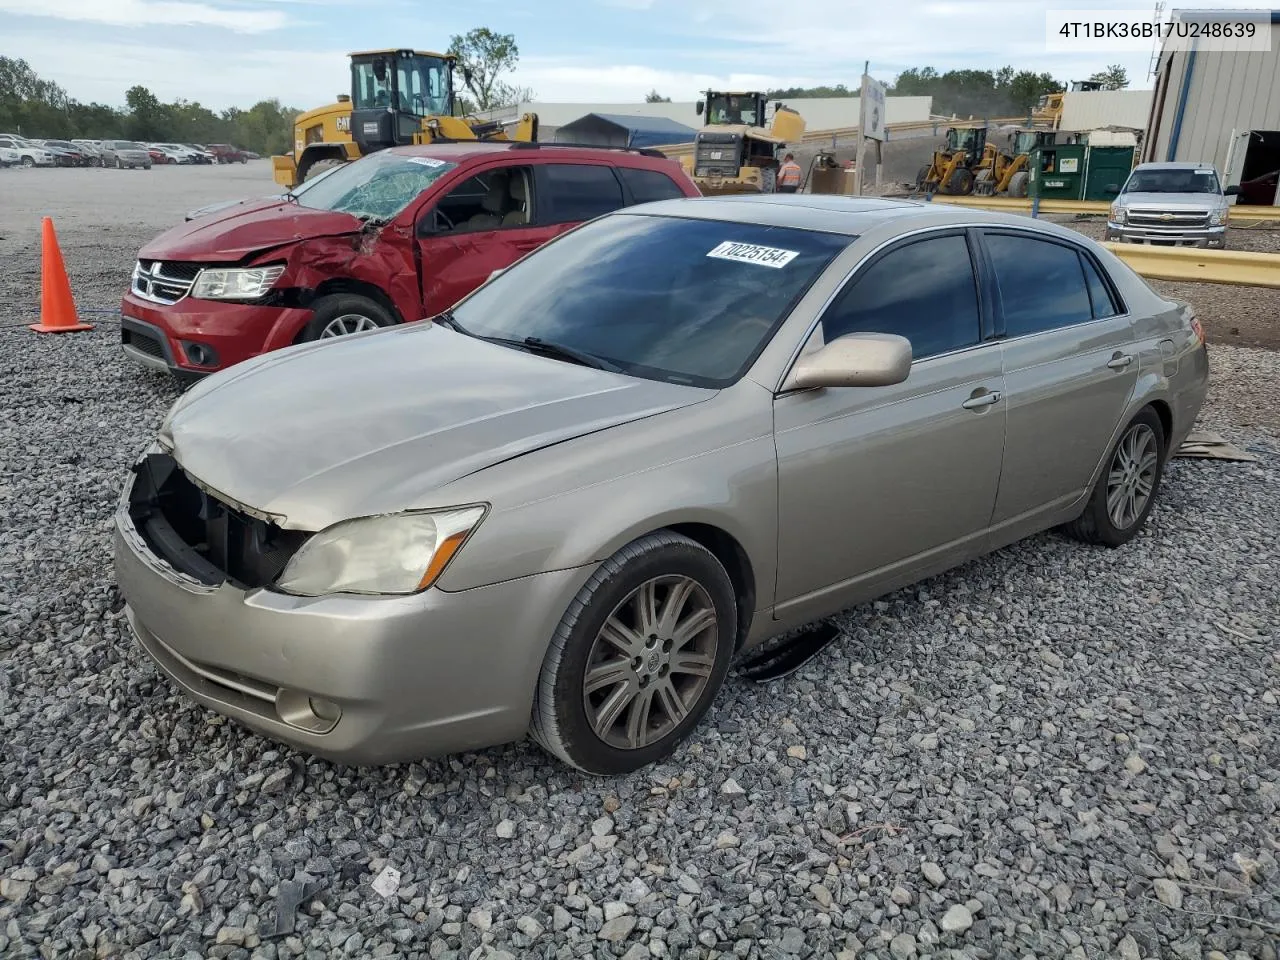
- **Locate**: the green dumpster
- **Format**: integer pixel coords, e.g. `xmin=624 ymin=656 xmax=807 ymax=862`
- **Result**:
xmin=1082 ymin=146 xmax=1136 ymax=201
xmin=1029 ymin=143 xmax=1086 ymax=200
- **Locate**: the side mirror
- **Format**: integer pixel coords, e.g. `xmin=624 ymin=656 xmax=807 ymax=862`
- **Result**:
xmin=1224 ymin=184 xmax=1240 ymax=196
xmin=783 ymin=333 xmax=912 ymax=391
xmin=488 ymin=268 xmax=505 ymax=280
xmin=696 ymin=101 xmax=704 ymax=116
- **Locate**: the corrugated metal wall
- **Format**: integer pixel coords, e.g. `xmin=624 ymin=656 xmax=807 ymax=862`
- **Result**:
xmin=1149 ymin=23 xmax=1280 ymax=167
xmin=1060 ymin=90 xmax=1154 ymax=133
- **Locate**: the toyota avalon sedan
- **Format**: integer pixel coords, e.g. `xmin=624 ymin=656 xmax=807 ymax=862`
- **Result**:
xmin=113 ymin=196 xmax=1209 ymax=774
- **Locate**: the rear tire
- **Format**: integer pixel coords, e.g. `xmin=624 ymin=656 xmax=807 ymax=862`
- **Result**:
xmin=1008 ymin=171 xmax=1030 ymax=198
xmin=297 ymin=293 xmax=397 ymax=343
xmin=21 ymin=156 xmax=34 ymax=168
xmin=530 ymin=532 xmax=737 ymax=775
xmin=1061 ymin=407 xmax=1166 ymax=548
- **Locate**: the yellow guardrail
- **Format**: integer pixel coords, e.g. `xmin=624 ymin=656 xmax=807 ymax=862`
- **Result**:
xmin=925 ymin=194 xmax=1280 ymax=223
xmin=1101 ymin=243 xmax=1280 ymax=289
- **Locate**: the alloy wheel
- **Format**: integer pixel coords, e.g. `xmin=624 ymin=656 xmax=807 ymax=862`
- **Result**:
xmin=1106 ymin=422 xmax=1158 ymax=529
xmin=319 ymin=314 xmax=379 ymax=338
xmin=582 ymin=575 xmax=719 ymax=750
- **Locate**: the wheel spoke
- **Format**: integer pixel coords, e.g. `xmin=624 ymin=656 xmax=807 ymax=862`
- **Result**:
xmin=670 ymin=650 xmax=715 ymax=678
xmin=584 ymin=657 xmax=632 ymax=695
xmin=672 ymin=606 xmax=716 ymax=648
xmin=599 ymin=615 xmax=643 ymax=656
xmin=1108 ymin=467 xmax=1127 ymax=487
xmin=634 ymin=581 xmax=662 ymax=637
xmin=1134 ymin=475 xmax=1153 ymax=498
xmin=654 ymin=679 xmax=688 ymax=727
xmin=624 ymin=685 xmax=657 ymax=748
xmin=657 ymin=578 xmax=696 ymax=636
xmin=592 ymin=683 xmax=635 ymax=740
xmin=1138 ymin=451 xmax=1158 ymax=476
xmin=1107 ymin=483 xmax=1126 ymax=522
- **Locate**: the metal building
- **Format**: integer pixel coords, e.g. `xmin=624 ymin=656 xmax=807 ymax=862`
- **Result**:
xmin=1143 ymin=9 xmax=1280 ymax=201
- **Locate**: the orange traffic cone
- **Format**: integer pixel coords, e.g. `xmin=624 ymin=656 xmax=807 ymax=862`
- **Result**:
xmin=30 ymin=217 xmax=93 ymax=334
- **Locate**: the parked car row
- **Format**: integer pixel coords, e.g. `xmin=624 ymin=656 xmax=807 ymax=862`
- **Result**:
xmin=0 ymin=135 xmax=254 ymax=168
xmin=112 ymin=141 xmax=1210 ymax=774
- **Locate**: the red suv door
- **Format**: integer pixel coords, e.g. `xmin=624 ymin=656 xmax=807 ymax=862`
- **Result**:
xmin=413 ymin=162 xmax=558 ymax=316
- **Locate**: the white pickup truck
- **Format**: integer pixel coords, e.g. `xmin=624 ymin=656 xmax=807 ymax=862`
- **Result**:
xmin=1106 ymin=161 xmax=1239 ymax=249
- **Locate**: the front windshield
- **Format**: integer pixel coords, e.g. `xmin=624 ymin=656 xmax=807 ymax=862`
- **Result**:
xmin=707 ymin=95 xmax=759 ymax=126
xmin=448 ymin=214 xmax=851 ymax=388
xmin=1125 ymin=168 xmax=1221 ymax=194
xmin=294 ymin=150 xmax=457 ymax=221
xmin=353 ymin=55 xmax=451 ymax=115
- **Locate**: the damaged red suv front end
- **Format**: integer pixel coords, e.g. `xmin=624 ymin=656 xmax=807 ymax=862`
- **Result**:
xmin=119 ymin=142 xmax=700 ymax=379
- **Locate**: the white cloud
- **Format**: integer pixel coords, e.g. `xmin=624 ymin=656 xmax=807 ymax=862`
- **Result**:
xmin=0 ymin=0 xmax=288 ymax=33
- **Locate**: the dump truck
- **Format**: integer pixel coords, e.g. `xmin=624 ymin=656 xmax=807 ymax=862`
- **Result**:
xmin=271 ymin=48 xmax=539 ymax=188
xmin=684 ymin=91 xmax=805 ymax=195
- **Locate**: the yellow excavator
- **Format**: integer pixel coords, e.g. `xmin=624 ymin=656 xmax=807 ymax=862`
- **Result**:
xmin=683 ymin=91 xmax=806 ymax=195
xmin=272 ymin=48 xmax=539 ymax=188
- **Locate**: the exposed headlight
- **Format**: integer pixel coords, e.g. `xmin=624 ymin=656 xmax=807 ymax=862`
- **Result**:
xmin=275 ymin=506 xmax=486 ymax=596
xmin=1209 ymin=207 xmax=1228 ymax=226
xmin=1110 ymin=204 xmax=1127 ymax=224
xmin=191 ymin=265 xmax=285 ymax=300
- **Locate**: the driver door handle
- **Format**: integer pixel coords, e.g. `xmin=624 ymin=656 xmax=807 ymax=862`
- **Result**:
xmin=1107 ymin=353 xmax=1134 ymax=370
xmin=962 ymin=391 xmax=1002 ymax=410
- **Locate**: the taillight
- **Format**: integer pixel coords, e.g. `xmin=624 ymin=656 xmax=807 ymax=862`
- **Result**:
xmin=1191 ymin=316 xmax=1205 ymax=345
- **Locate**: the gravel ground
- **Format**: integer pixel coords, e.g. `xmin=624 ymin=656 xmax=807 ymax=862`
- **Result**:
xmin=1 ymin=166 xmax=1278 ymax=960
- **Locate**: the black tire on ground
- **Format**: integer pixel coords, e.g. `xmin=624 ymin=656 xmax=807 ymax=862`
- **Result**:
xmin=915 ymin=164 xmax=932 ymax=191
xmin=946 ymin=166 xmax=975 ymax=195
xmin=21 ymin=156 xmax=34 ymax=168
xmin=296 ymin=293 xmax=397 ymax=343
xmin=1007 ymin=171 xmax=1030 ymax=198
xmin=1061 ymin=406 xmax=1166 ymax=548
xmin=302 ymin=157 xmax=346 ymax=182
xmin=530 ymin=531 xmax=738 ymax=775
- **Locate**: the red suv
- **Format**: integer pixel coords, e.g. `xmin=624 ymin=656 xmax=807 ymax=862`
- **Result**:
xmin=207 ymin=143 xmax=247 ymax=164
xmin=120 ymin=143 xmax=700 ymax=378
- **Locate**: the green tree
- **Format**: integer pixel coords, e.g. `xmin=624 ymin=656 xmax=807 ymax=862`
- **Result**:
xmin=448 ymin=27 xmax=521 ymax=111
xmin=125 ymin=84 xmax=164 ymax=140
xmin=887 ymin=65 xmax=1062 ymax=117
xmin=1088 ymin=64 xmax=1130 ymax=90
xmin=645 ymin=89 xmax=671 ymax=103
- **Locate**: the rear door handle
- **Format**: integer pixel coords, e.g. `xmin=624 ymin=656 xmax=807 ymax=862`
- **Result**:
xmin=962 ymin=391 xmax=1002 ymax=410
xmin=1107 ymin=354 xmax=1134 ymax=370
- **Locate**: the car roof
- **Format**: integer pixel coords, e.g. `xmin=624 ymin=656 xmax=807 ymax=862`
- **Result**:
xmin=383 ymin=142 xmax=675 ymax=166
xmin=617 ymin=194 xmax=1076 ymax=237
xmin=1133 ymin=161 xmax=1216 ymax=171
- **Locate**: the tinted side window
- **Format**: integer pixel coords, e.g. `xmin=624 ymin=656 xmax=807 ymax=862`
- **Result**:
xmin=541 ymin=164 xmax=625 ymax=224
xmin=987 ymin=234 xmax=1092 ymax=336
xmin=821 ymin=234 xmax=981 ymax=360
xmin=1081 ymin=255 xmax=1121 ymax=319
xmin=618 ymin=166 xmax=686 ymax=204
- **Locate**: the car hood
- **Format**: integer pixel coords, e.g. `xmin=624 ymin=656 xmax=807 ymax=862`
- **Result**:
xmin=161 ymin=323 xmax=709 ymax=530
xmin=139 ymin=200 xmax=363 ymax=261
xmin=1117 ymin=191 xmax=1225 ymax=209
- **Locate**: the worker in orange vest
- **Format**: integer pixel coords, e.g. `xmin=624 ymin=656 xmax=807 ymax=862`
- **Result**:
xmin=777 ymin=153 xmax=802 ymax=193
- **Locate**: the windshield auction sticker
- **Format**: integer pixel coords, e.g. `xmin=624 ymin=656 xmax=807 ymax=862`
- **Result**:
xmin=707 ymin=241 xmax=800 ymax=269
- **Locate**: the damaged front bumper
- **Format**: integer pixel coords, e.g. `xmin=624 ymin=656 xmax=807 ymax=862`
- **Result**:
xmin=112 ymin=451 xmax=590 ymax=765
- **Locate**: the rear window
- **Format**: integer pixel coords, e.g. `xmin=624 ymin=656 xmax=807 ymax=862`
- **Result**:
xmin=618 ymin=166 xmax=687 ymax=204
xmin=449 ymin=213 xmax=852 ymax=388
xmin=541 ymin=164 xmax=626 ymax=224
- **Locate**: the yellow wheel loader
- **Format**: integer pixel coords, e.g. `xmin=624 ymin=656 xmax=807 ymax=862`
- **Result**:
xmin=915 ymin=125 xmax=988 ymax=196
xmin=973 ymin=127 xmax=1069 ymax=197
xmin=685 ymin=91 xmax=805 ymax=195
xmin=271 ymin=48 xmax=539 ymax=188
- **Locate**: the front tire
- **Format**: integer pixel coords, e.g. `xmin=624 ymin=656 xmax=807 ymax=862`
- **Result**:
xmin=302 ymin=157 xmax=346 ymax=182
xmin=1062 ymin=407 xmax=1166 ymax=548
xmin=297 ymin=293 xmax=396 ymax=342
xmin=1007 ymin=170 xmax=1030 ymax=198
xmin=530 ymin=532 xmax=737 ymax=775
xmin=21 ymin=156 xmax=34 ymax=168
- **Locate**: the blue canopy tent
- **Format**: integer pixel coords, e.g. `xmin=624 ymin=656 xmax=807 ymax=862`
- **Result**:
xmin=552 ymin=113 xmax=699 ymax=150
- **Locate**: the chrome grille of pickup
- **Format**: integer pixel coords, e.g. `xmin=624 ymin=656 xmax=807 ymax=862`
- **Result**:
xmin=1127 ymin=210 xmax=1210 ymax=228
xmin=131 ymin=260 xmax=203 ymax=305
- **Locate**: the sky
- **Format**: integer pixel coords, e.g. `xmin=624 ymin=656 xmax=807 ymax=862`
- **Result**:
xmin=0 ymin=0 xmax=1272 ymax=111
